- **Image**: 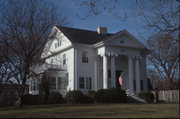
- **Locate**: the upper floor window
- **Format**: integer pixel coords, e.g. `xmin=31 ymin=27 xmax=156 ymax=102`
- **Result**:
xmin=82 ymin=51 xmax=88 ymax=63
xmin=120 ymin=40 xmax=124 ymax=43
xmin=63 ymin=54 xmax=66 ymax=65
xmin=51 ymin=59 xmax=54 ymax=64
xmin=55 ymin=39 xmax=61 ymax=48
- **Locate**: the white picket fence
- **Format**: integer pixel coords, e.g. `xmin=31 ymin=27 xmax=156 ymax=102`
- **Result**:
xmin=152 ymin=90 xmax=179 ymax=103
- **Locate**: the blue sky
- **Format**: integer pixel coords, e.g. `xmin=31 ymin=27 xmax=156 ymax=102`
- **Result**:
xmin=51 ymin=0 xmax=147 ymax=43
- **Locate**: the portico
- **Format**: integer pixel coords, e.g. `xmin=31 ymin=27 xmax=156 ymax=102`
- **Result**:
xmin=97 ymin=49 xmax=142 ymax=95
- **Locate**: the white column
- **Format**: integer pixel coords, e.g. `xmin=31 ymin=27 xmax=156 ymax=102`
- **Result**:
xmin=94 ymin=56 xmax=99 ymax=91
xmin=135 ymin=58 xmax=140 ymax=94
xmin=128 ymin=56 xmax=134 ymax=93
xmin=103 ymin=54 xmax=108 ymax=89
xmin=111 ymin=56 xmax=116 ymax=88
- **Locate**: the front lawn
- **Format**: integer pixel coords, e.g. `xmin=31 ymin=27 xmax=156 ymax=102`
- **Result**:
xmin=0 ymin=103 xmax=179 ymax=118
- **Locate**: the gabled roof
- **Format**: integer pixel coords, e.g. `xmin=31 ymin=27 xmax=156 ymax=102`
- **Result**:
xmin=103 ymin=30 xmax=147 ymax=49
xmin=56 ymin=26 xmax=113 ymax=45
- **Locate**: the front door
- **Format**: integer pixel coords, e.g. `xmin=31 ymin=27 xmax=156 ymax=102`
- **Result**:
xmin=116 ymin=70 xmax=123 ymax=88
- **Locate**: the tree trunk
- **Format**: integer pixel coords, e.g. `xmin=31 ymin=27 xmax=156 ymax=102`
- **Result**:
xmin=19 ymin=95 xmax=24 ymax=108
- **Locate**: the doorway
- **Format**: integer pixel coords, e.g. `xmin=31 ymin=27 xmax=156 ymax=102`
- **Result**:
xmin=116 ymin=70 xmax=123 ymax=88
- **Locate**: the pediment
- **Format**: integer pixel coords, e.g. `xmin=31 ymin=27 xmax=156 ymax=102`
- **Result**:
xmin=104 ymin=30 xmax=146 ymax=49
xmin=41 ymin=26 xmax=72 ymax=58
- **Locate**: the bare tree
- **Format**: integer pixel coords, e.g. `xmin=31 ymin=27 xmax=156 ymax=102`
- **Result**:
xmin=0 ymin=0 xmax=69 ymax=107
xmin=134 ymin=0 xmax=179 ymax=41
xmin=0 ymin=42 xmax=12 ymax=94
xmin=77 ymin=0 xmax=179 ymax=36
xmin=147 ymin=33 xmax=179 ymax=89
xmin=76 ymin=0 xmax=118 ymax=19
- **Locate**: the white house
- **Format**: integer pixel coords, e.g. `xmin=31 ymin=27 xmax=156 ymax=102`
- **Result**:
xmin=29 ymin=25 xmax=149 ymax=96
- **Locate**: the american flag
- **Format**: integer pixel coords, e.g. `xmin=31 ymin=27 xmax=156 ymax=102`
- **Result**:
xmin=119 ymin=72 xmax=124 ymax=87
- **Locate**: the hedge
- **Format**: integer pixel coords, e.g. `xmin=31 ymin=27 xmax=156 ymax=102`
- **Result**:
xmin=95 ymin=88 xmax=127 ymax=103
xmin=138 ymin=91 xmax=154 ymax=103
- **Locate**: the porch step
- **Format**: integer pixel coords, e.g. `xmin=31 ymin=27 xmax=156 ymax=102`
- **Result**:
xmin=126 ymin=90 xmax=145 ymax=103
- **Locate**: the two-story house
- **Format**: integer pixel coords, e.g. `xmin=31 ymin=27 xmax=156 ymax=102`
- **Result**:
xmin=30 ymin=25 xmax=149 ymax=96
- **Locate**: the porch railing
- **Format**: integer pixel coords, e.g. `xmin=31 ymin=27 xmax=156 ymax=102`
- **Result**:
xmin=34 ymin=63 xmax=67 ymax=73
xmin=44 ymin=63 xmax=67 ymax=70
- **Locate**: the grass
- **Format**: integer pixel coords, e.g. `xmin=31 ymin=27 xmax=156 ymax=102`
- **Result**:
xmin=0 ymin=103 xmax=179 ymax=118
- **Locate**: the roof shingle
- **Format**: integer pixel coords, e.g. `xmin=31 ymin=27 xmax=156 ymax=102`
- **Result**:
xmin=56 ymin=26 xmax=113 ymax=45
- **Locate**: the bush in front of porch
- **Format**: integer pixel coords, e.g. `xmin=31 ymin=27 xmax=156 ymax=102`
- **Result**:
xmin=94 ymin=88 xmax=127 ymax=103
xmin=138 ymin=91 xmax=154 ymax=103
xmin=65 ymin=90 xmax=93 ymax=104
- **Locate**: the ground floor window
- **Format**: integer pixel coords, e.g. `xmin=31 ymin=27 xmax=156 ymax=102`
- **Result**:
xmin=30 ymin=81 xmax=37 ymax=91
xmin=86 ymin=77 xmax=91 ymax=89
xmin=49 ymin=77 xmax=56 ymax=89
xmin=58 ymin=77 xmax=66 ymax=90
xmin=79 ymin=77 xmax=85 ymax=89
xmin=133 ymin=79 xmax=136 ymax=91
xmin=79 ymin=77 xmax=92 ymax=89
xmin=140 ymin=80 xmax=143 ymax=90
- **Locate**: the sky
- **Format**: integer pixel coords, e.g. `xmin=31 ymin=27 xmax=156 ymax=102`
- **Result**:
xmin=50 ymin=0 xmax=147 ymax=43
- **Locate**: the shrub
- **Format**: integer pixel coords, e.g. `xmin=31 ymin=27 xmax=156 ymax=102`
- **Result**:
xmin=22 ymin=94 xmax=41 ymax=105
xmin=95 ymin=89 xmax=108 ymax=103
xmin=95 ymin=88 xmax=127 ymax=103
xmin=82 ymin=95 xmax=94 ymax=104
xmin=65 ymin=90 xmax=85 ymax=104
xmin=108 ymin=88 xmax=127 ymax=103
xmin=48 ymin=92 xmax=64 ymax=104
xmin=138 ymin=91 xmax=154 ymax=103
xmin=88 ymin=90 xmax=97 ymax=103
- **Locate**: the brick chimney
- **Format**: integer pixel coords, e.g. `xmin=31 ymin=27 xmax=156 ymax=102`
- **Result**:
xmin=97 ymin=27 xmax=107 ymax=35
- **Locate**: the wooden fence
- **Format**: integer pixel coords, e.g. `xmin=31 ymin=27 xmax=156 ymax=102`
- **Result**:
xmin=152 ymin=90 xmax=179 ymax=103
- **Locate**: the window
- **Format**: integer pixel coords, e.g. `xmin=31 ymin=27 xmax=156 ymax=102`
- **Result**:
xmin=79 ymin=77 xmax=92 ymax=89
xmin=140 ymin=80 xmax=143 ymax=90
xmin=133 ymin=79 xmax=136 ymax=91
xmin=108 ymin=70 xmax=111 ymax=78
xmin=120 ymin=40 xmax=124 ymax=43
xmin=86 ymin=77 xmax=91 ymax=89
xmin=58 ymin=77 xmax=66 ymax=90
xmin=79 ymin=77 xmax=85 ymax=89
xmin=51 ymin=59 xmax=54 ymax=64
xmin=63 ymin=54 xmax=66 ymax=65
xmin=49 ymin=77 xmax=56 ymax=89
xmin=30 ymin=81 xmax=33 ymax=91
xmin=58 ymin=40 xmax=61 ymax=46
xmin=55 ymin=39 xmax=61 ymax=48
xmin=55 ymin=44 xmax=58 ymax=48
xmin=82 ymin=51 xmax=88 ymax=63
